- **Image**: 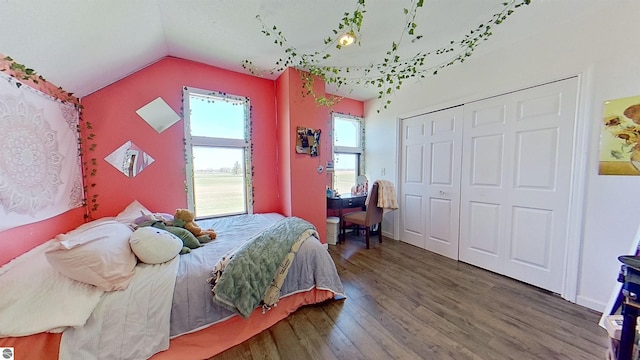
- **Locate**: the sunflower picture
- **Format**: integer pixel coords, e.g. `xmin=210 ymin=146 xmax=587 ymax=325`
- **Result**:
xmin=599 ymin=95 xmax=640 ymax=175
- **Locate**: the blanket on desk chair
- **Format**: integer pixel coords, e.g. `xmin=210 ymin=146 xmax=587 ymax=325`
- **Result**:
xmin=367 ymin=180 xmax=399 ymax=213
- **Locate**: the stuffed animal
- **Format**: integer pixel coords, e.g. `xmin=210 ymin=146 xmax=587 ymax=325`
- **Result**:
xmin=174 ymin=209 xmax=217 ymax=242
xmin=134 ymin=213 xmax=202 ymax=254
xmin=133 ymin=213 xmax=174 ymax=227
xmin=163 ymin=226 xmax=202 ymax=254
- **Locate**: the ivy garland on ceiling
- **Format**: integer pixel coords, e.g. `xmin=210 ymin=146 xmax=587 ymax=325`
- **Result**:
xmin=242 ymin=0 xmax=531 ymax=112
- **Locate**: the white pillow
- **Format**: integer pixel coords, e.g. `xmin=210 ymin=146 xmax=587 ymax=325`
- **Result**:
xmin=45 ymin=221 xmax=136 ymax=291
xmin=57 ymin=217 xmax=117 ymax=239
xmin=130 ymin=227 xmax=183 ymax=264
xmin=115 ymin=200 xmax=152 ymax=225
xmin=0 ymin=240 xmax=104 ymax=337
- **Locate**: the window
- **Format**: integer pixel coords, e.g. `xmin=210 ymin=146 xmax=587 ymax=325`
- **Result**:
xmin=183 ymin=87 xmax=252 ymax=218
xmin=332 ymin=113 xmax=364 ymax=195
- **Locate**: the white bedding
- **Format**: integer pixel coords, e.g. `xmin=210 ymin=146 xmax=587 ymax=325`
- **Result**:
xmin=0 ymin=240 xmax=104 ymax=337
xmin=59 ymin=256 xmax=180 ymax=360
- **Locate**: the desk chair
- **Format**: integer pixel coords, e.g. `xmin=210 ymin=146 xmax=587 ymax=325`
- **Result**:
xmin=341 ymin=182 xmax=383 ymax=249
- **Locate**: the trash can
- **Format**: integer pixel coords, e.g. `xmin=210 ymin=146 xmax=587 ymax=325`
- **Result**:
xmin=326 ymin=217 xmax=340 ymax=245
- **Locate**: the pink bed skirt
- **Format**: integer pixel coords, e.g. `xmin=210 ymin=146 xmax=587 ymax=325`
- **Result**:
xmin=0 ymin=288 xmax=336 ymax=360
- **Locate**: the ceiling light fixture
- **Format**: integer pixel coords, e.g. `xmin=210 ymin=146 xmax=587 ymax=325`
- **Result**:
xmin=338 ymin=31 xmax=356 ymax=47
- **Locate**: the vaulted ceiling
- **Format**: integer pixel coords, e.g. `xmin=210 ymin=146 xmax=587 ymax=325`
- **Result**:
xmin=0 ymin=0 xmax=603 ymax=100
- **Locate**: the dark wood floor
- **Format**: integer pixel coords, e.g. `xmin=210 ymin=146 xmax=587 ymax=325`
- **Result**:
xmin=211 ymin=235 xmax=609 ymax=360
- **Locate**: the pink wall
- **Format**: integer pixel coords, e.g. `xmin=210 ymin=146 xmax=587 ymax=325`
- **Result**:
xmin=331 ymin=97 xmax=364 ymax=117
xmin=275 ymin=70 xmax=292 ymax=217
xmin=278 ymin=68 xmax=328 ymax=240
xmin=275 ymin=69 xmax=366 ymax=242
xmin=1 ymin=54 xmax=364 ymax=265
xmin=0 ymin=209 xmax=85 ymax=266
xmin=82 ymin=57 xmax=280 ymax=219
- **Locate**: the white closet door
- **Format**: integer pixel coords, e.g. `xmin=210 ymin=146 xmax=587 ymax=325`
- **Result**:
xmin=458 ymin=97 xmax=512 ymax=275
xmin=459 ymin=78 xmax=578 ymax=293
xmin=400 ymin=116 xmax=428 ymax=249
xmin=400 ymin=106 xmax=463 ymax=259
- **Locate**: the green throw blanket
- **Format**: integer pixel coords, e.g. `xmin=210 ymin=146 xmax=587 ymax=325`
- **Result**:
xmin=207 ymin=217 xmax=318 ymax=317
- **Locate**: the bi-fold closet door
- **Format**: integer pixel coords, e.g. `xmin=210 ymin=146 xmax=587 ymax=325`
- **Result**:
xmin=400 ymin=106 xmax=463 ymax=260
xmin=399 ymin=77 xmax=578 ymax=294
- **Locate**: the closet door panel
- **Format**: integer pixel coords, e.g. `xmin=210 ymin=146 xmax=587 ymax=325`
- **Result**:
xmin=510 ymin=206 xmax=553 ymax=269
xmin=467 ymin=201 xmax=501 ymax=257
xmin=399 ymin=106 xmax=463 ymax=259
xmin=423 ymin=107 xmax=463 ymax=260
xmin=460 ymin=78 xmax=578 ymax=294
xmin=403 ymin=194 xmax=424 ymax=237
xmin=470 ymin=134 xmax=504 ymax=187
xmin=460 ymin=98 xmax=512 ymax=272
xmin=400 ymin=117 xmax=427 ymax=248
xmin=504 ymin=78 xmax=577 ymax=293
xmin=514 ymin=128 xmax=558 ymax=190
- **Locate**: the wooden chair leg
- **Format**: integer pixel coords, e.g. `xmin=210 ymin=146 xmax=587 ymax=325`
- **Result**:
xmin=365 ymin=226 xmax=370 ymax=249
xmin=378 ymin=222 xmax=382 ymax=243
xmin=341 ymin=220 xmax=345 ymax=243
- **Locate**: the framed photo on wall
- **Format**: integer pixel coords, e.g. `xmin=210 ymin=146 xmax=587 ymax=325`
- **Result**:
xmin=295 ymin=126 xmax=321 ymax=157
xmin=599 ymin=95 xmax=640 ymax=175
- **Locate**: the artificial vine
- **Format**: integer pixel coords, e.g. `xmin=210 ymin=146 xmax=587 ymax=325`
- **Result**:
xmin=1 ymin=55 xmax=99 ymax=220
xmin=242 ymin=0 xmax=531 ymax=112
xmin=1 ymin=56 xmax=79 ymax=104
xmin=80 ymin=117 xmax=99 ymax=219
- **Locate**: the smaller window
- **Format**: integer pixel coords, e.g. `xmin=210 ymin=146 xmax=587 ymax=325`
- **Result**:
xmin=332 ymin=114 xmax=364 ymax=195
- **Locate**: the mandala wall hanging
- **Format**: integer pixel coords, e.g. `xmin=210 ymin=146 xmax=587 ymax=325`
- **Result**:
xmin=0 ymin=71 xmax=83 ymax=231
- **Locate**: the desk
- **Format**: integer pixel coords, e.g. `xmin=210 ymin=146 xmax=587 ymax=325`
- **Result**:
xmin=327 ymin=194 xmax=367 ymax=243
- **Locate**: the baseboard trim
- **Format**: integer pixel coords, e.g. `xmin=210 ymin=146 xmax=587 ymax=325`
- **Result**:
xmin=382 ymin=230 xmax=395 ymax=240
xmin=576 ymin=295 xmax=606 ymax=313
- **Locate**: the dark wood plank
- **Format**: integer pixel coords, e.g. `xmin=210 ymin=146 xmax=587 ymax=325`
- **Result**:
xmin=248 ymin=330 xmax=280 ymax=360
xmin=303 ymin=304 xmax=367 ymax=360
xmin=286 ymin=310 xmax=339 ymax=360
xmin=266 ymin=319 xmax=311 ymax=359
xmin=211 ymin=236 xmax=609 ymax=359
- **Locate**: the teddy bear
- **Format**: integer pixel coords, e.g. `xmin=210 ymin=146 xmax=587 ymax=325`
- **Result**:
xmin=174 ymin=208 xmax=217 ymax=243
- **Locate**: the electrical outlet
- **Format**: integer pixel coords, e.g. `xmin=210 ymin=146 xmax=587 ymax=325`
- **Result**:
xmin=381 ymin=168 xmax=386 ymax=175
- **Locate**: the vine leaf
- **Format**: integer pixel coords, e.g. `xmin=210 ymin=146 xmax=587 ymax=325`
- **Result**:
xmin=242 ymin=0 xmax=531 ymax=112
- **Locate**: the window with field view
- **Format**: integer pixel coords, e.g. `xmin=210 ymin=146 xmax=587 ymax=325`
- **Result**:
xmin=333 ymin=114 xmax=364 ymax=196
xmin=183 ymin=88 xmax=252 ymax=218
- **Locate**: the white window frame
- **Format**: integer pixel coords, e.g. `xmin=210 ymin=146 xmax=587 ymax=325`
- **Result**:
xmin=183 ymin=86 xmax=253 ymax=218
xmin=332 ymin=113 xmax=365 ymax=189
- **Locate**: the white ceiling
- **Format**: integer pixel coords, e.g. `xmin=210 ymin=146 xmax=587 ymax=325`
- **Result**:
xmin=0 ymin=0 xmax=606 ymax=101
